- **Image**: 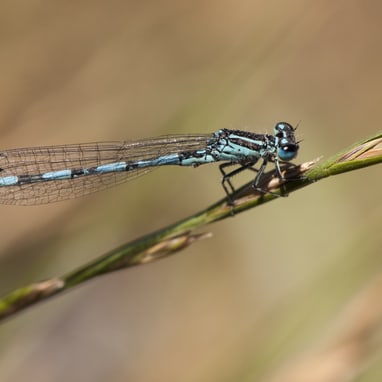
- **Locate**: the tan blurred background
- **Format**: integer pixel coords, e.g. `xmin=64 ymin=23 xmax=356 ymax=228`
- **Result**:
xmin=0 ymin=1 xmax=381 ymax=381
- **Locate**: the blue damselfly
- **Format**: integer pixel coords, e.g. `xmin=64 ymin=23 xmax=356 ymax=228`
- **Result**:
xmin=0 ymin=122 xmax=299 ymax=205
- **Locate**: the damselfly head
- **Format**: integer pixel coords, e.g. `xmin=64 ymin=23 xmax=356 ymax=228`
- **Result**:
xmin=274 ymin=122 xmax=299 ymax=161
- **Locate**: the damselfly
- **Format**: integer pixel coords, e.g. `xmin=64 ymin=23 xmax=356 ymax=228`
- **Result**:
xmin=0 ymin=122 xmax=299 ymax=205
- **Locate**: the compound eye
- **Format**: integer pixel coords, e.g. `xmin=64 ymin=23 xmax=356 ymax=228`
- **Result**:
xmin=274 ymin=122 xmax=293 ymax=137
xmin=278 ymin=144 xmax=298 ymax=161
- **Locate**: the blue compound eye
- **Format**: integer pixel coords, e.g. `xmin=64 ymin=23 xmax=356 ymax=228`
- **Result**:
xmin=278 ymin=144 xmax=298 ymax=161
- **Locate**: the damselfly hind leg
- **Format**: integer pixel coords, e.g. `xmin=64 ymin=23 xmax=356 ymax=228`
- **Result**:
xmin=219 ymin=158 xmax=292 ymax=207
xmin=219 ymin=162 xmax=260 ymax=206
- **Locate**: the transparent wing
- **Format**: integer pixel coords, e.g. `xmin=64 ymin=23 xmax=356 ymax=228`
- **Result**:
xmin=0 ymin=134 xmax=212 ymax=205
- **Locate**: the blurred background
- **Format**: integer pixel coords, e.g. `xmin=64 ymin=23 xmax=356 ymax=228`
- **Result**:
xmin=0 ymin=1 xmax=381 ymax=381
